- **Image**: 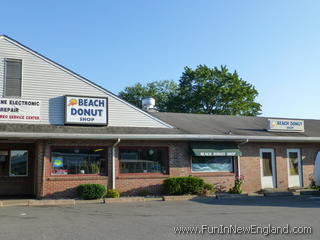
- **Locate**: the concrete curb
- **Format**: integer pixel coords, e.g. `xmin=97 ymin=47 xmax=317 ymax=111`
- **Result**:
xmin=105 ymin=197 xmax=145 ymax=203
xmin=76 ymin=199 xmax=104 ymax=204
xmin=216 ymin=193 xmax=249 ymax=199
xmin=162 ymin=195 xmax=216 ymax=201
xmin=263 ymin=192 xmax=293 ymax=197
xmin=299 ymin=190 xmax=320 ymax=196
xmin=28 ymin=199 xmax=76 ymax=206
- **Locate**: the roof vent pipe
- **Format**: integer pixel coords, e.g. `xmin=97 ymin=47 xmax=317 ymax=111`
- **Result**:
xmin=142 ymin=97 xmax=156 ymax=111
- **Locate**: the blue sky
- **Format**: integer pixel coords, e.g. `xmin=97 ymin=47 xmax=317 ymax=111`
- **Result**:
xmin=2 ymin=0 xmax=320 ymax=119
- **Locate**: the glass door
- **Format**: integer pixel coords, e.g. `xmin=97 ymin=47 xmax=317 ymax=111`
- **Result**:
xmin=260 ymin=148 xmax=276 ymax=189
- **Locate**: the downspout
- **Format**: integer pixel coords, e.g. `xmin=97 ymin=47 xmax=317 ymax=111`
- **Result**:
xmin=112 ymin=138 xmax=121 ymax=189
xmin=237 ymin=139 xmax=249 ymax=177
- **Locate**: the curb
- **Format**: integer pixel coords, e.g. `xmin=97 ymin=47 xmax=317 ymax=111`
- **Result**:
xmin=216 ymin=193 xmax=249 ymax=199
xmin=105 ymin=197 xmax=146 ymax=203
xmin=299 ymin=190 xmax=320 ymax=196
xmin=263 ymin=192 xmax=293 ymax=197
xmin=28 ymin=199 xmax=76 ymax=206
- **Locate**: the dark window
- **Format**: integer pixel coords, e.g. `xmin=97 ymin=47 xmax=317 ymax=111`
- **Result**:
xmin=9 ymin=150 xmax=28 ymax=176
xmin=262 ymin=152 xmax=273 ymax=176
xmin=119 ymin=148 xmax=168 ymax=174
xmin=192 ymin=156 xmax=234 ymax=172
xmin=51 ymin=148 xmax=107 ymax=175
xmin=5 ymin=59 xmax=22 ymax=97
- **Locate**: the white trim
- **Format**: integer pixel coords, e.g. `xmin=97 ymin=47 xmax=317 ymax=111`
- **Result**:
xmin=287 ymin=148 xmax=303 ymax=187
xmin=260 ymin=148 xmax=276 ymax=189
xmin=237 ymin=156 xmax=241 ymax=177
xmin=0 ymin=35 xmax=173 ymax=129
xmin=9 ymin=149 xmax=28 ymax=177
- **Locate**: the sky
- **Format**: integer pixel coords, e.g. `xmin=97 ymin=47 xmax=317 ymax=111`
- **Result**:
xmin=1 ymin=0 xmax=320 ymax=119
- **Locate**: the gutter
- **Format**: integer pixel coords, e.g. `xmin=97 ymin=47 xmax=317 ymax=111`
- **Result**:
xmin=1 ymin=132 xmax=320 ymax=142
xmin=111 ymin=138 xmax=121 ymax=189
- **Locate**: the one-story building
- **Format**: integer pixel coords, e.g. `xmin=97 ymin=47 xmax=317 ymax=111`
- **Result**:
xmin=0 ymin=35 xmax=318 ymax=198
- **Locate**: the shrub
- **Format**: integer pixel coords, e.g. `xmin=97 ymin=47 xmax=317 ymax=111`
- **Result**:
xmin=204 ymin=183 xmax=214 ymax=191
xmin=229 ymin=175 xmax=245 ymax=194
xmin=163 ymin=176 xmax=205 ymax=195
xmin=78 ymin=184 xmax=106 ymax=200
xmin=105 ymin=189 xmax=120 ymax=198
xmin=138 ymin=189 xmax=151 ymax=196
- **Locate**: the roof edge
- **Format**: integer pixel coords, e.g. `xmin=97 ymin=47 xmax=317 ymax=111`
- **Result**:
xmin=1 ymin=132 xmax=320 ymax=142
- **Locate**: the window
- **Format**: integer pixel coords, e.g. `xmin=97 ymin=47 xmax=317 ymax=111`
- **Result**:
xmin=119 ymin=148 xmax=168 ymax=174
xmin=262 ymin=152 xmax=273 ymax=176
xmin=192 ymin=156 xmax=233 ymax=172
xmin=9 ymin=150 xmax=28 ymax=176
xmin=51 ymin=148 xmax=107 ymax=175
xmin=4 ymin=59 xmax=22 ymax=97
xmin=288 ymin=151 xmax=299 ymax=176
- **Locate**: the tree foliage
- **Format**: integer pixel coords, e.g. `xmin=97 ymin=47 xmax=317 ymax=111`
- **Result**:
xmin=118 ymin=80 xmax=178 ymax=112
xmin=119 ymin=65 xmax=262 ymax=116
xmin=167 ymin=65 xmax=261 ymax=116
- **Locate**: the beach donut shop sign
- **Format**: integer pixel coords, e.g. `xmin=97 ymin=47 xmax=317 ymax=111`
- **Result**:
xmin=267 ymin=119 xmax=304 ymax=132
xmin=65 ymin=96 xmax=107 ymax=125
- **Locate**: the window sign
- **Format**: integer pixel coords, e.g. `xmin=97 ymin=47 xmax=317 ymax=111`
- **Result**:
xmin=0 ymin=98 xmax=41 ymax=122
xmin=52 ymin=157 xmax=64 ymax=167
xmin=65 ymin=96 xmax=107 ymax=125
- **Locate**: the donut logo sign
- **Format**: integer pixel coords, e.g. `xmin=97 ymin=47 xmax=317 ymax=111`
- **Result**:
xmin=65 ymin=96 xmax=107 ymax=125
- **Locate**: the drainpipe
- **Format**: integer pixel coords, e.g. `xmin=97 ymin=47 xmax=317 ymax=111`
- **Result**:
xmin=112 ymin=138 xmax=121 ymax=189
xmin=237 ymin=139 xmax=249 ymax=177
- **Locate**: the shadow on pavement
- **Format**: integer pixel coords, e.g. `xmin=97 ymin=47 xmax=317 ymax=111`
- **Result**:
xmin=190 ymin=195 xmax=320 ymax=208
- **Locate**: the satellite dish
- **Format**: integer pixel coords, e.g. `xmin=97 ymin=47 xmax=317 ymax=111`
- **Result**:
xmin=314 ymin=152 xmax=320 ymax=186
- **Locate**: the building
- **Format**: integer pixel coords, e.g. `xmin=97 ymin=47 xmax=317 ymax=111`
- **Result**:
xmin=0 ymin=35 xmax=318 ymax=198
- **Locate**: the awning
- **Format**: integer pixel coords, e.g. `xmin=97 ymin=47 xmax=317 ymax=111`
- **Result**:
xmin=191 ymin=142 xmax=242 ymax=157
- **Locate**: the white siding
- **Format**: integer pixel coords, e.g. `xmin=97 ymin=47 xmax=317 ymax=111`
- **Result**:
xmin=0 ymin=37 xmax=171 ymax=128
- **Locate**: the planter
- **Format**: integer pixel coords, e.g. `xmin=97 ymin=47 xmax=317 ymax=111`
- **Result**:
xmin=299 ymin=190 xmax=320 ymax=196
xmin=104 ymin=197 xmax=145 ymax=203
xmin=215 ymin=193 xmax=249 ymax=199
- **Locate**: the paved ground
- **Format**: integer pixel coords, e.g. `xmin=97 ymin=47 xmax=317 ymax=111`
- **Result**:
xmin=0 ymin=196 xmax=319 ymax=240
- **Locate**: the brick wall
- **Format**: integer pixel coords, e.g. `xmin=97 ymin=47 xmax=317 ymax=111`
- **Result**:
xmin=41 ymin=140 xmax=113 ymax=198
xmin=37 ymin=140 xmax=319 ymax=198
xmin=240 ymin=142 xmax=318 ymax=193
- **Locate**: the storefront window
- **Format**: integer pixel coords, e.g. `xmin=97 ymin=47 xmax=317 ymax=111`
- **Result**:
xmin=119 ymin=148 xmax=168 ymax=174
xmin=192 ymin=156 xmax=233 ymax=172
xmin=9 ymin=150 xmax=28 ymax=176
xmin=51 ymin=148 xmax=107 ymax=175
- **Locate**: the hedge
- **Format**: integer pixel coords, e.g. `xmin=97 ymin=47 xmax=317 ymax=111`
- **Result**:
xmin=78 ymin=184 xmax=107 ymax=199
xmin=163 ymin=176 xmax=205 ymax=195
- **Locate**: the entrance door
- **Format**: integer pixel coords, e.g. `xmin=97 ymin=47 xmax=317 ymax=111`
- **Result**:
xmin=0 ymin=145 xmax=34 ymax=196
xmin=260 ymin=148 xmax=276 ymax=189
xmin=287 ymin=149 xmax=302 ymax=188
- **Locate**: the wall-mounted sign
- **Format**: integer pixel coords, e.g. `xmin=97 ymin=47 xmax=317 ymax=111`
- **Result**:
xmin=65 ymin=96 xmax=107 ymax=125
xmin=0 ymin=98 xmax=41 ymax=122
xmin=268 ymin=119 xmax=304 ymax=132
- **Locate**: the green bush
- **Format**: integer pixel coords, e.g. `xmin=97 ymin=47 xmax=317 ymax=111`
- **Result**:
xmin=163 ymin=176 xmax=205 ymax=195
xmin=204 ymin=183 xmax=214 ymax=192
xmin=229 ymin=176 xmax=245 ymax=194
xmin=106 ymin=189 xmax=120 ymax=198
xmin=78 ymin=184 xmax=106 ymax=200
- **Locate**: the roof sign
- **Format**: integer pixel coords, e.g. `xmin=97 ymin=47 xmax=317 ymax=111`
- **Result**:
xmin=267 ymin=119 xmax=304 ymax=132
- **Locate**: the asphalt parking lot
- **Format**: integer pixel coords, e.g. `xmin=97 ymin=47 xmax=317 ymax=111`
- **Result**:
xmin=0 ymin=195 xmax=319 ymax=240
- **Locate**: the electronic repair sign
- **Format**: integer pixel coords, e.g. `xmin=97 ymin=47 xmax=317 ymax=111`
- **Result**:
xmin=65 ymin=96 xmax=107 ymax=125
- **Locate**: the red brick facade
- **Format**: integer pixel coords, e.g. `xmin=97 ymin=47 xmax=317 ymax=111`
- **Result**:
xmin=0 ymin=139 xmax=317 ymax=198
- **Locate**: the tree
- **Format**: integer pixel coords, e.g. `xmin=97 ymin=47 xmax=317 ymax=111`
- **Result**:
xmin=167 ymin=65 xmax=261 ymax=116
xmin=118 ymin=80 xmax=178 ymax=112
